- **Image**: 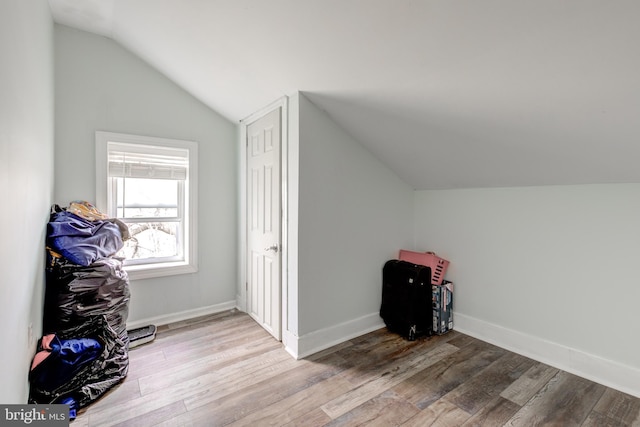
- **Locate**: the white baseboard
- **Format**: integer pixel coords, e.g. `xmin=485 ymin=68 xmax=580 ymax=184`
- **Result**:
xmin=235 ymin=293 xmax=246 ymax=312
xmin=126 ymin=300 xmax=238 ymax=330
xmin=454 ymin=312 xmax=640 ymax=398
xmin=286 ymin=312 xmax=385 ymax=360
xmin=282 ymin=329 xmax=300 ymax=359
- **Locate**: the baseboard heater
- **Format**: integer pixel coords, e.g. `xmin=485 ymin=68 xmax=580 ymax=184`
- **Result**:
xmin=127 ymin=325 xmax=157 ymax=348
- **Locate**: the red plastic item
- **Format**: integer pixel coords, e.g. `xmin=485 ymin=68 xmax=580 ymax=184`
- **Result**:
xmin=398 ymin=250 xmax=450 ymax=285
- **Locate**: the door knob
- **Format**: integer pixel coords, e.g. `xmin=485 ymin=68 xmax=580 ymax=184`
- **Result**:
xmin=264 ymin=244 xmax=279 ymax=253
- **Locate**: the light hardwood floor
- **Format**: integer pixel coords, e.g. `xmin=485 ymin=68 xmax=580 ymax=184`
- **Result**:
xmin=73 ymin=310 xmax=640 ymax=426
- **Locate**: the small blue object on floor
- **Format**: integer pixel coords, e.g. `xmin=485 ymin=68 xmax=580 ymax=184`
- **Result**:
xmin=59 ymin=396 xmax=77 ymax=420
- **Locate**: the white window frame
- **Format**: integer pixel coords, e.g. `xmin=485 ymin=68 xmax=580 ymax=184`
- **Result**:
xmin=96 ymin=131 xmax=198 ymax=280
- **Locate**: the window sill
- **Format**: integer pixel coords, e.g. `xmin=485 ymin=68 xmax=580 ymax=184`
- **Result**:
xmin=124 ymin=261 xmax=197 ymax=281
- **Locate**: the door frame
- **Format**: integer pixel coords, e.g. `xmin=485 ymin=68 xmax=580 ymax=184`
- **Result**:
xmin=238 ymin=96 xmax=288 ymax=341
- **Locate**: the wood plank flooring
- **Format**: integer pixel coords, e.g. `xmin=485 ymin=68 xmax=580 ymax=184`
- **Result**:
xmin=73 ymin=310 xmax=640 ymax=426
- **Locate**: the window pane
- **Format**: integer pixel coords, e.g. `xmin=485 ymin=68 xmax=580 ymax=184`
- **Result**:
xmin=116 ymin=178 xmax=179 ymax=218
xmin=99 ymin=132 xmax=198 ymax=276
xmin=117 ymin=222 xmax=179 ymax=260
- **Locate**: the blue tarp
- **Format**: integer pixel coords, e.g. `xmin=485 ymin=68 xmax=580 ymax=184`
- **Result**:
xmin=47 ymin=211 xmax=123 ymax=266
xmin=29 ymin=335 xmax=102 ymax=393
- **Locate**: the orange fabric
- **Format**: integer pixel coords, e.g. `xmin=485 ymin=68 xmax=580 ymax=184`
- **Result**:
xmin=30 ymin=334 xmax=56 ymax=370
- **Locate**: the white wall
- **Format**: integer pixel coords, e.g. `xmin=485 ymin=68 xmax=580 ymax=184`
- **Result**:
xmin=54 ymin=25 xmax=238 ymax=326
xmin=289 ymin=93 xmax=414 ymax=356
xmin=415 ymin=184 xmax=640 ymax=397
xmin=0 ymin=0 xmax=54 ymax=403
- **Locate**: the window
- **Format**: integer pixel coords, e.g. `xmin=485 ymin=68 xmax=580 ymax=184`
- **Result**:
xmin=96 ymin=132 xmax=198 ymax=280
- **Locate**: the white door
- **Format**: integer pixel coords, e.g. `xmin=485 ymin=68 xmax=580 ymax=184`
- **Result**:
xmin=247 ymin=107 xmax=281 ymax=340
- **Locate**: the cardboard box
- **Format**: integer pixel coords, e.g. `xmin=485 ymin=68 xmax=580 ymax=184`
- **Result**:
xmin=432 ymin=280 xmax=453 ymax=335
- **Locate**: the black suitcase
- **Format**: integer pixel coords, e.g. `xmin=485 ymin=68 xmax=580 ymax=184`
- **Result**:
xmin=380 ymin=260 xmax=432 ymax=340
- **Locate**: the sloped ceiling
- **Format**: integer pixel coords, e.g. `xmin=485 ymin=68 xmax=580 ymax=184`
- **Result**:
xmin=49 ymin=0 xmax=640 ymax=190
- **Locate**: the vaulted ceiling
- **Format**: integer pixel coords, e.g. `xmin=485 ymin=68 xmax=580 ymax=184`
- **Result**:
xmin=48 ymin=0 xmax=640 ymax=190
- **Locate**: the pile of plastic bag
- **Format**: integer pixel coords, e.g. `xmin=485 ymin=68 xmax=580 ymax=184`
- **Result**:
xmin=29 ymin=202 xmax=130 ymax=416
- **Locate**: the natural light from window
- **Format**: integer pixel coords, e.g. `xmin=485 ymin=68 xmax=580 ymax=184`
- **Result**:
xmin=95 ymin=131 xmax=198 ymax=280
